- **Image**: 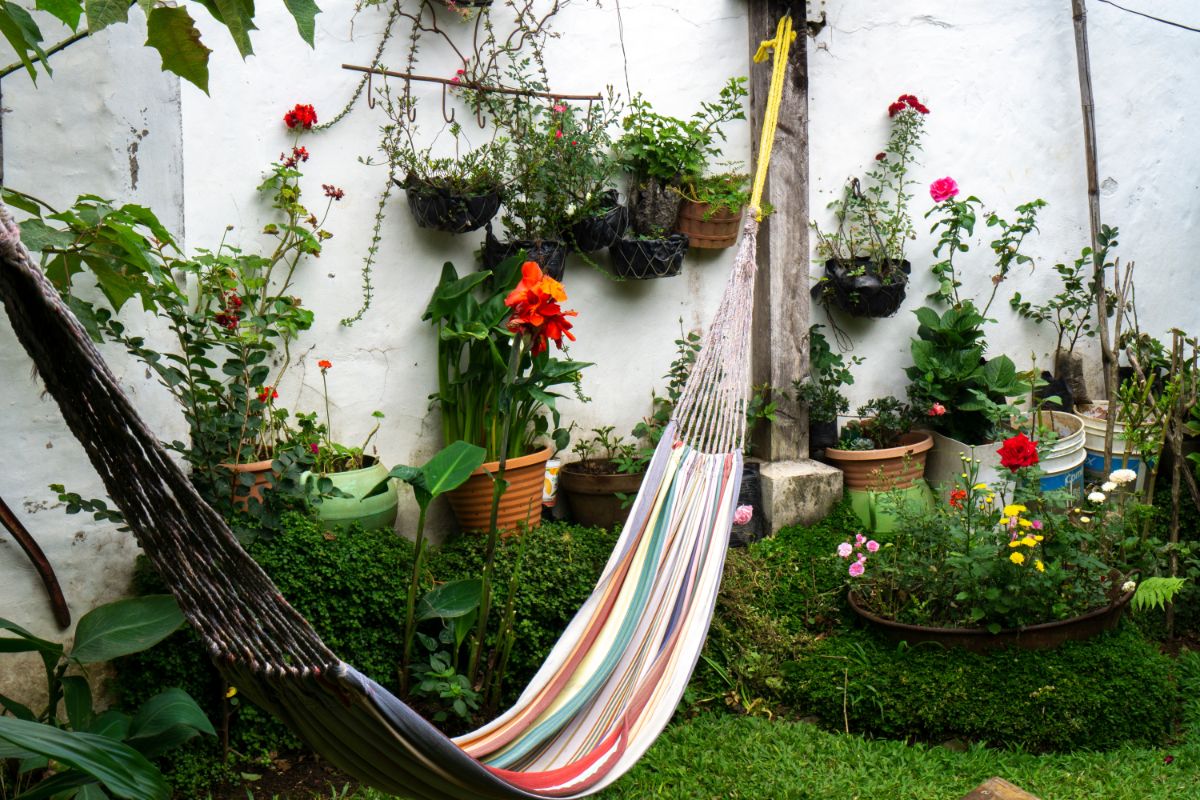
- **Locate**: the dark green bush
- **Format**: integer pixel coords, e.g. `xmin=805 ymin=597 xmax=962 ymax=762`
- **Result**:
xmin=116 ymin=513 xmax=617 ymax=793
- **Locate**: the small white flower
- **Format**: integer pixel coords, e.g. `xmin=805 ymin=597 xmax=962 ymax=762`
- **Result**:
xmin=1088 ymin=491 xmax=1106 ymax=504
xmin=1122 ymin=580 xmax=1137 ymax=594
xmin=1101 ymin=481 xmax=1117 ymax=492
xmin=1109 ymin=468 xmax=1138 ymax=485
xmin=565 ymin=203 xmax=577 ymax=217
xmin=1079 ymin=516 xmax=1091 ymax=524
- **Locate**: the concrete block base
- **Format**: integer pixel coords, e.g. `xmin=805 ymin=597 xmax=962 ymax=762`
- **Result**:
xmin=759 ymin=459 xmax=843 ymax=532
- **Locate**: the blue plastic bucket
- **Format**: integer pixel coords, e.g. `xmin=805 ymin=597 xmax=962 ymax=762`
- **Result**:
xmin=1037 ymin=411 xmax=1086 ymax=498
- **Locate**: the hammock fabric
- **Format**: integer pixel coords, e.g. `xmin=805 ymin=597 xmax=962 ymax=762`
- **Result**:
xmin=0 ymin=17 xmax=796 ymax=800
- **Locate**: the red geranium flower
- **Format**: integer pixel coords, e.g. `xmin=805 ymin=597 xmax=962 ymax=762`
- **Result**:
xmin=322 ymin=184 xmax=345 ymax=200
xmin=318 ymin=359 xmax=332 ymax=370
xmin=284 ymin=104 xmax=318 ymax=130
xmin=257 ymin=387 xmax=279 ymax=403
xmin=998 ymin=432 xmax=1039 ymax=473
xmin=875 ymin=152 xmax=886 ymax=161
xmin=949 ymin=488 xmax=968 ymax=509
xmin=504 ymin=261 xmax=578 ymax=356
xmin=310 ymin=442 xmax=320 ymax=454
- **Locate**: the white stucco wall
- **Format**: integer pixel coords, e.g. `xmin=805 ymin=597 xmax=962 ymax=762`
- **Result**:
xmin=1 ymin=0 xmax=1198 ymax=702
xmin=808 ymin=0 xmax=1200 ymax=412
xmin=0 ymin=12 xmax=184 ymax=700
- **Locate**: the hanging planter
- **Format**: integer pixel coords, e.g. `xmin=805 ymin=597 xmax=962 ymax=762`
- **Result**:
xmin=628 ymin=177 xmax=683 ymax=236
xmin=399 ymin=178 xmax=501 ymax=234
xmin=674 ymin=200 xmax=742 ymax=249
xmin=445 ymin=446 xmax=553 ymax=534
xmin=482 ymin=226 xmax=569 ymax=281
xmin=609 ymin=234 xmax=689 ymax=280
xmin=814 ymin=258 xmax=911 ymax=318
xmin=567 ymin=190 xmax=629 ymax=252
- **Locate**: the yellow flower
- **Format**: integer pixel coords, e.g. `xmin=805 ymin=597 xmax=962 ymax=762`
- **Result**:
xmin=999 ymin=517 xmax=1010 ymax=525
xmin=1035 ymin=560 xmax=1045 ymax=572
xmin=1034 ymin=535 xmax=1044 ymax=541
xmin=1018 ymin=519 xmax=1033 ymax=529
xmin=1010 ymin=551 xmax=1026 ymax=565
xmin=961 ymin=473 xmax=969 ymax=479
xmin=1003 ymin=504 xmax=1027 ymax=517
xmin=972 ymin=483 xmax=989 ymax=491
xmin=985 ymin=495 xmax=994 ymax=504
xmin=226 ymin=686 xmax=238 ymax=699
xmin=1021 ymin=536 xmax=1038 ymax=548
xmin=1080 ymin=516 xmax=1091 ymax=524
xmin=1008 ymin=539 xmax=1021 ymax=548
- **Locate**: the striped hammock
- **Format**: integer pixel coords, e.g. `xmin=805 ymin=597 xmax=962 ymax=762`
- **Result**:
xmin=0 ymin=17 xmax=795 ymax=799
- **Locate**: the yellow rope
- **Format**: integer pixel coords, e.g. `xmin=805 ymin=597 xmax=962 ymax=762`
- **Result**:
xmin=749 ymin=15 xmax=796 ymax=221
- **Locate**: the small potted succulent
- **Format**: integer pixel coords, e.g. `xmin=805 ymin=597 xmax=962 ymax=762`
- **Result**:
xmin=824 ymin=397 xmax=933 ymax=492
xmin=558 ymin=426 xmax=647 ymax=529
xmin=674 ymin=171 xmax=749 ymax=249
xmin=811 ymin=93 xmax=929 ymax=318
xmin=793 ymin=324 xmax=862 ymax=452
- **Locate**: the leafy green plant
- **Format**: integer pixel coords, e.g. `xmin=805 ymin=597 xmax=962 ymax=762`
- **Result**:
xmin=633 ymin=325 xmax=703 ymax=453
xmin=836 ymin=397 xmax=916 ymax=451
xmin=1131 ymin=577 xmax=1188 ymax=613
xmin=570 ymin=427 xmax=642 ymax=476
xmin=0 ymin=596 xmax=213 ymax=800
xmin=795 ymin=325 xmax=862 ymax=425
xmin=683 ymin=171 xmax=750 ymax=216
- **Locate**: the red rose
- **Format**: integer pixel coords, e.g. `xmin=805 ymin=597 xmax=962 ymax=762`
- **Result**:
xmin=998 ymin=433 xmax=1039 ymax=473
xmin=284 ymin=104 xmax=318 ymax=130
xmin=875 ymin=152 xmax=886 ymax=161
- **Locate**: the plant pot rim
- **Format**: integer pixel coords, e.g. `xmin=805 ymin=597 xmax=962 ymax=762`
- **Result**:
xmin=315 ymin=454 xmax=384 ymax=478
xmin=398 ymin=178 xmax=500 ymax=198
xmin=561 ymin=457 xmax=646 ymax=477
xmin=825 ymin=430 xmax=933 ymax=461
xmin=847 ymin=581 xmax=1135 ymax=649
xmin=220 ymin=458 xmax=275 ymax=472
xmin=474 ymin=445 xmax=554 ymax=475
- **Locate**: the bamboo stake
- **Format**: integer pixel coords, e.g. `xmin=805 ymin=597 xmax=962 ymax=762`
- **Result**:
xmin=1070 ymin=0 xmax=1118 ymax=473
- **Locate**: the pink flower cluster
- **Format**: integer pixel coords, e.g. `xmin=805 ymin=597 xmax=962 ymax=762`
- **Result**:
xmin=837 ymin=533 xmax=879 ymax=577
xmin=733 ymin=505 xmax=754 ymax=526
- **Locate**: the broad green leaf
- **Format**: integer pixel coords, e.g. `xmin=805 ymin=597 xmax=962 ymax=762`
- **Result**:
xmin=85 ymin=0 xmax=128 ymax=32
xmin=13 ymin=768 xmax=98 ymax=800
xmin=18 ymin=218 xmax=76 ymax=252
xmin=416 ymin=579 xmax=482 ymax=622
xmin=0 ymin=691 xmax=36 ymax=721
xmin=0 ymin=617 xmax=64 ymax=674
xmin=62 ymin=675 xmax=95 ymax=731
xmin=125 ymin=689 xmax=214 ymax=758
xmin=36 ymin=0 xmax=84 ymax=30
xmin=2 ymin=188 xmax=45 ymax=215
xmin=145 ymin=6 xmax=211 ymax=94
xmin=282 ymin=0 xmax=320 ymax=46
xmin=87 ymin=709 xmax=131 ymax=741
xmin=420 ymin=441 xmax=486 ymax=499
xmin=0 ymin=5 xmax=45 ymax=81
xmin=70 ymin=595 xmax=184 ymax=665
xmin=0 ymin=716 xmax=167 ymax=800
xmin=207 ymin=0 xmax=256 ymax=58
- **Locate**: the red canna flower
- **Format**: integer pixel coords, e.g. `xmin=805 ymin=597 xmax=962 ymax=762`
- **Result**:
xmin=318 ymin=359 xmax=332 ymax=370
xmin=284 ymin=104 xmax=318 ymax=130
xmin=998 ymin=432 xmax=1039 ymax=473
xmin=504 ymin=262 xmax=578 ymax=356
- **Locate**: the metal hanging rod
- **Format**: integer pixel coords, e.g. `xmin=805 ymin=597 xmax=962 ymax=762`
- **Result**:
xmin=341 ymin=63 xmax=604 ymax=102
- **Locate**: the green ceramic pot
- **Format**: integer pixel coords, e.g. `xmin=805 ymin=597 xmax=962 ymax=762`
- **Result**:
xmin=313 ymin=459 xmax=399 ymax=532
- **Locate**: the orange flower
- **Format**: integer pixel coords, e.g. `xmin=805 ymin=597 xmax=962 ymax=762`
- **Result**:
xmin=504 ymin=262 xmax=578 ymax=355
xmin=318 ymin=359 xmax=332 ymax=370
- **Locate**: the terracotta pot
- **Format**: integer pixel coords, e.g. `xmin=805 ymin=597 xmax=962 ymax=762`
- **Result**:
xmin=824 ymin=431 xmax=933 ymax=491
xmin=848 ymin=581 xmax=1135 ymax=651
xmin=559 ymin=459 xmax=645 ymax=530
xmin=446 ymin=446 xmax=552 ymax=533
xmin=221 ymin=459 xmax=275 ymax=511
xmin=674 ymin=200 xmax=741 ymax=248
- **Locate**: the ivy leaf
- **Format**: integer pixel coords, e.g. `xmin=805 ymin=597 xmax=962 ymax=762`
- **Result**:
xmin=85 ymin=0 xmax=128 ymax=32
xmin=145 ymin=6 xmax=211 ymax=94
xmin=36 ymin=0 xmax=84 ymax=31
xmin=283 ymin=0 xmax=320 ymax=47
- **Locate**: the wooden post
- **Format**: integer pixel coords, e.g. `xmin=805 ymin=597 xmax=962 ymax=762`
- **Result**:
xmin=748 ymin=0 xmax=809 ymax=461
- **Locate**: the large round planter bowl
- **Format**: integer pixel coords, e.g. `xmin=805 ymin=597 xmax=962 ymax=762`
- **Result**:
xmin=399 ymin=179 xmax=500 ymax=234
xmin=609 ymin=235 xmax=689 ymax=280
xmin=221 ymin=459 xmax=275 ymax=511
xmin=446 ymin=446 xmax=553 ymax=534
xmin=816 ymin=258 xmax=911 ymax=318
xmin=674 ymin=201 xmax=742 ymax=249
xmin=824 ymin=431 xmax=933 ymax=492
xmin=567 ymin=190 xmax=629 ymax=252
xmin=313 ymin=459 xmax=399 ymax=532
xmin=482 ymin=231 xmax=568 ymax=281
xmin=559 ymin=459 xmax=645 ymax=530
xmin=848 ymin=583 xmax=1135 ymax=651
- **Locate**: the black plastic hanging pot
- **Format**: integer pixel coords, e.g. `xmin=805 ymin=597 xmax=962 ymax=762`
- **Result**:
xmin=609 ymin=234 xmax=689 ymax=280
xmin=729 ymin=462 xmax=765 ymax=547
xmin=399 ymin=179 xmax=501 ymax=234
xmin=813 ymin=257 xmax=911 ymax=318
xmin=567 ymin=190 xmax=629 ymax=252
xmin=482 ymin=225 xmax=569 ymax=281
xmin=810 ymin=420 xmax=839 ymax=451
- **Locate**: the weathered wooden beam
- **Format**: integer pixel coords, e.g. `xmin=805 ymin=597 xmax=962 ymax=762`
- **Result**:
xmin=747 ymin=1 xmax=809 ymax=461
xmin=961 ymin=777 xmax=1040 ymax=800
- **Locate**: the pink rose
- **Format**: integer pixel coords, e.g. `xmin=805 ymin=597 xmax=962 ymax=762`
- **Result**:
xmin=733 ymin=505 xmax=754 ymax=526
xmin=928 ymin=402 xmax=947 ymax=417
xmin=855 ymin=533 xmax=866 ymax=545
xmin=866 ymin=540 xmax=879 ymax=553
xmin=553 ymin=104 xmax=567 ymax=113
xmin=837 ymin=542 xmax=853 ymax=559
xmin=930 ymin=177 xmax=959 ymax=203
xmin=848 ymin=561 xmax=865 ymax=577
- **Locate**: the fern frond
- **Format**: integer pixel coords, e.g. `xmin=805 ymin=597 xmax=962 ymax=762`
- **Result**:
xmin=1131 ymin=577 xmax=1187 ymax=613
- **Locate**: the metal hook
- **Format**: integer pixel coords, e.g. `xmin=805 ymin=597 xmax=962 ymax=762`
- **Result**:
xmin=475 ymin=104 xmax=487 ymax=130
xmin=441 ymin=83 xmax=457 ymax=125
xmin=403 ymin=79 xmax=417 ymax=122
xmin=367 ymin=69 xmax=376 ymax=109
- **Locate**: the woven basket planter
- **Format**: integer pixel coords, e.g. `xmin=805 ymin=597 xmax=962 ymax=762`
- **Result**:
xmin=674 ymin=201 xmax=741 ymax=249
xmin=400 ymin=179 xmax=500 ymax=234
xmin=482 ymin=228 xmax=568 ymax=280
xmin=567 ymin=190 xmax=629 ymax=252
xmin=609 ymin=235 xmax=688 ymax=280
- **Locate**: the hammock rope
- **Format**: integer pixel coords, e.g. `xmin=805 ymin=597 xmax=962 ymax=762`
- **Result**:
xmin=0 ymin=15 xmax=797 ymax=800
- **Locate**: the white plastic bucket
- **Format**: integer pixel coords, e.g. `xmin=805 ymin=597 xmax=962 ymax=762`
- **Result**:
xmin=1037 ymin=411 xmax=1086 ymax=498
xmin=1075 ymin=402 xmax=1146 ymax=490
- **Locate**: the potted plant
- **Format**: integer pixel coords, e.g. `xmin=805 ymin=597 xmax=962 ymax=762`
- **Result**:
xmin=674 ymin=171 xmax=749 ymax=249
xmin=837 ymin=454 xmax=1167 ymax=648
xmin=294 ymin=359 xmax=400 ymax=532
xmin=558 ymin=426 xmax=647 ymax=529
xmin=825 ymin=398 xmax=934 ymax=491
xmin=552 ymin=97 xmax=628 ymax=253
xmin=811 ymin=94 xmax=929 ymax=318
xmin=609 ymin=230 xmax=689 ymax=280
xmin=424 ymin=257 xmax=591 ymax=532
xmin=392 ymin=142 xmax=505 ymax=235
xmin=794 ymin=324 xmax=862 ymax=451
xmin=615 ymin=78 xmax=747 ymax=236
